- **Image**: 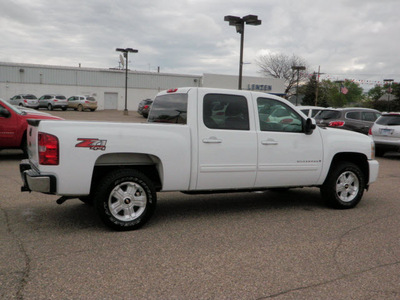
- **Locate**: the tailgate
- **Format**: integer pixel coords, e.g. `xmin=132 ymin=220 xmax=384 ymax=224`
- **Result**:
xmin=26 ymin=119 xmax=40 ymax=166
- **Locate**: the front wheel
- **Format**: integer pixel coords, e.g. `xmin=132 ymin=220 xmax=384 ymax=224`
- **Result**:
xmin=94 ymin=169 xmax=157 ymax=231
xmin=321 ymin=162 xmax=365 ymax=209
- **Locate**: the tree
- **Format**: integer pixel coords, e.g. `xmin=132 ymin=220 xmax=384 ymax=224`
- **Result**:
xmin=299 ymin=79 xmax=363 ymax=107
xmin=370 ymin=82 xmax=400 ymax=111
xmin=255 ymin=53 xmax=309 ymax=97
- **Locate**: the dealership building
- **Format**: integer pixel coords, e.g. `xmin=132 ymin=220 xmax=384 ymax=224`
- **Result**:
xmin=0 ymin=62 xmax=285 ymax=110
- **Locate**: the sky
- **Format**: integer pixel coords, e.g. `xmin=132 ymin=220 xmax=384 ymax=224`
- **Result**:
xmin=1 ymin=0 xmax=399 ymax=90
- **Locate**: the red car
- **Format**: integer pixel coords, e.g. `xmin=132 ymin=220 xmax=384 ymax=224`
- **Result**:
xmin=0 ymin=98 xmax=63 ymax=155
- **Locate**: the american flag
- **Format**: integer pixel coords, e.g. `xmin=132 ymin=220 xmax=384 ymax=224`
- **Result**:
xmin=340 ymin=84 xmax=348 ymax=95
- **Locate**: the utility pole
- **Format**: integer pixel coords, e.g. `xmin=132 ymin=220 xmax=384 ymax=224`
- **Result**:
xmin=314 ymin=66 xmax=325 ymax=106
xmin=292 ymin=66 xmax=306 ymax=105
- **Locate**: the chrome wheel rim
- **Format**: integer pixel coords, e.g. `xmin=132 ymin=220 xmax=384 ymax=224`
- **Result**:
xmin=336 ymin=171 xmax=359 ymax=202
xmin=108 ymin=181 xmax=146 ymax=222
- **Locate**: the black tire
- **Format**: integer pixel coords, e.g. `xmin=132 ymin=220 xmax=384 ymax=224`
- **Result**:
xmin=48 ymin=104 xmax=53 ymax=111
xmin=375 ymin=148 xmax=385 ymax=157
xmin=62 ymin=107 xmax=67 ymax=111
xmin=77 ymin=105 xmax=83 ymax=112
xmin=321 ymin=162 xmax=365 ymax=209
xmin=94 ymin=169 xmax=157 ymax=231
xmin=79 ymin=196 xmax=94 ymax=206
xmin=21 ymin=134 xmax=28 ymax=158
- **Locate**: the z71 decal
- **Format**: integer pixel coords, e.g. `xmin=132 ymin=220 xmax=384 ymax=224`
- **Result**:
xmin=76 ymin=138 xmax=107 ymax=151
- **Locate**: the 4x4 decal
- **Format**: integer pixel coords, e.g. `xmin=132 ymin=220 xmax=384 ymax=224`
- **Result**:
xmin=76 ymin=138 xmax=107 ymax=151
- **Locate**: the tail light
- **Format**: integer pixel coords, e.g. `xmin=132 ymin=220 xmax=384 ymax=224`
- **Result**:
xmin=24 ymin=99 xmax=28 ymax=103
xmin=38 ymin=132 xmax=59 ymax=165
xmin=368 ymin=128 xmax=372 ymax=135
xmin=144 ymin=105 xmax=149 ymax=109
xmin=329 ymin=121 xmax=345 ymax=127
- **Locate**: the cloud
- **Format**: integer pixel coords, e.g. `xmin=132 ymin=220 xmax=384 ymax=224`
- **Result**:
xmin=1 ymin=0 xmax=399 ymax=88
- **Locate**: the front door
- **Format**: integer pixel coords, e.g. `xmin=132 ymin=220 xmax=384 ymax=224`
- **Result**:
xmin=255 ymin=97 xmax=323 ymax=187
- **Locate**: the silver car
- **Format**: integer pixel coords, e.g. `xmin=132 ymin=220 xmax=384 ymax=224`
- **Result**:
xmin=369 ymin=112 xmax=400 ymax=156
xmin=9 ymin=94 xmax=39 ymax=108
xmin=67 ymin=95 xmax=97 ymax=111
xmin=38 ymin=94 xmax=68 ymax=111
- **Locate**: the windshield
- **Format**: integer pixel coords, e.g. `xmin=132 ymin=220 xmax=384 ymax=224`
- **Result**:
xmin=0 ymin=99 xmax=24 ymax=115
xmin=315 ymin=110 xmax=341 ymax=120
xmin=148 ymin=93 xmax=188 ymax=124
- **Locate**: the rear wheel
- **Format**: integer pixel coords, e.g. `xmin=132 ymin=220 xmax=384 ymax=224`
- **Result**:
xmin=94 ymin=169 xmax=157 ymax=231
xmin=47 ymin=104 xmax=53 ymax=111
xmin=321 ymin=162 xmax=365 ymax=209
xmin=77 ymin=104 xmax=83 ymax=112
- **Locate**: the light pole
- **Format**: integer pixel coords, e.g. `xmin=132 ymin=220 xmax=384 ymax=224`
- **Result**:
xmin=224 ymin=15 xmax=261 ymax=90
xmin=116 ymin=48 xmax=138 ymax=115
xmin=291 ymin=65 xmax=305 ymax=105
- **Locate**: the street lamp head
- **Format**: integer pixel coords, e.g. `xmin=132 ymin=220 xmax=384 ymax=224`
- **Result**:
xmin=116 ymin=48 xmax=139 ymax=53
xmin=243 ymin=15 xmax=262 ymax=25
xmin=224 ymin=15 xmax=261 ymax=26
xmin=292 ymin=66 xmax=306 ymax=71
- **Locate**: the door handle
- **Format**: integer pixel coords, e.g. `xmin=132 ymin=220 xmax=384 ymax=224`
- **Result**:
xmin=261 ymin=140 xmax=278 ymax=145
xmin=203 ymin=137 xmax=222 ymax=143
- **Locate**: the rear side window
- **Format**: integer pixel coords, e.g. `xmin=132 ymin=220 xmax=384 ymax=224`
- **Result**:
xmin=376 ymin=115 xmax=400 ymax=126
xmin=346 ymin=111 xmax=361 ymax=120
xmin=362 ymin=112 xmax=379 ymax=122
xmin=87 ymin=97 xmax=96 ymax=101
xmin=203 ymin=94 xmax=249 ymax=130
xmin=56 ymin=96 xmax=66 ymax=100
xmin=148 ymin=93 xmax=188 ymax=124
xmin=315 ymin=110 xmax=341 ymax=120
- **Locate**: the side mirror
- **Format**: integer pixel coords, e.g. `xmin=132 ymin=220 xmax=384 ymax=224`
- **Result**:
xmin=305 ymin=118 xmax=316 ymax=135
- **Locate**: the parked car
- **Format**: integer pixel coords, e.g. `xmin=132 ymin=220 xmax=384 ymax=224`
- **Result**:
xmin=38 ymin=94 xmax=68 ymax=111
xmin=314 ymin=107 xmax=381 ymax=135
xmin=0 ymin=98 xmax=63 ymax=155
xmin=369 ymin=112 xmax=400 ymax=156
xmin=9 ymin=94 xmax=39 ymax=109
xmin=297 ymin=106 xmax=328 ymax=118
xmin=137 ymin=99 xmax=153 ymax=118
xmin=67 ymin=95 xmax=97 ymax=111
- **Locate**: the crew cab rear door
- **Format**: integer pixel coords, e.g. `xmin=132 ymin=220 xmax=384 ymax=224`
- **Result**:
xmin=196 ymin=90 xmax=257 ymax=190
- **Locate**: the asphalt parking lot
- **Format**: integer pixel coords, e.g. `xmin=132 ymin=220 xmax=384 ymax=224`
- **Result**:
xmin=1 ymin=109 xmax=400 ymax=299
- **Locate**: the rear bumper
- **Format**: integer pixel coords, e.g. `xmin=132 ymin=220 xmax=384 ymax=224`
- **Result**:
xmin=368 ymin=159 xmax=379 ymax=185
xmin=20 ymin=159 xmax=57 ymax=194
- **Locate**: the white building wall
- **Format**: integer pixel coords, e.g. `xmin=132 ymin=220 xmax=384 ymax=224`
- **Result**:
xmin=202 ymin=73 xmax=285 ymax=95
xmin=0 ymin=63 xmax=286 ymax=111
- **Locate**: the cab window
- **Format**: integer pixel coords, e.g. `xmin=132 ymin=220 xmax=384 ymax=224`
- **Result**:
xmin=257 ymin=97 xmax=303 ymax=132
xmin=203 ymin=94 xmax=249 ymax=130
xmin=148 ymin=93 xmax=188 ymax=124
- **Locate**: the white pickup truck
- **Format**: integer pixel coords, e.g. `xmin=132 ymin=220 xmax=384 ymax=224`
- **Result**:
xmin=20 ymin=87 xmax=379 ymax=230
